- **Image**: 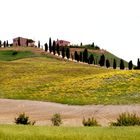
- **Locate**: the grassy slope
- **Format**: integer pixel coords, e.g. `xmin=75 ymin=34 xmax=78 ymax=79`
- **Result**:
xmin=0 ymin=48 xmax=140 ymax=105
xmin=0 ymin=125 xmax=140 ymax=140
xmin=70 ymin=46 xmax=128 ymax=67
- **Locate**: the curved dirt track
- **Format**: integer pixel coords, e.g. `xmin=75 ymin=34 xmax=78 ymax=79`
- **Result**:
xmin=0 ymin=99 xmax=140 ymax=126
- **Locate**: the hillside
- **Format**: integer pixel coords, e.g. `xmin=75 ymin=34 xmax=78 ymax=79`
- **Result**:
xmin=70 ymin=46 xmax=128 ymax=67
xmin=0 ymin=47 xmax=140 ymax=105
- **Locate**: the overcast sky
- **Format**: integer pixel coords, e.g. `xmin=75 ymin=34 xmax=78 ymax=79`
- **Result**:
xmin=0 ymin=0 xmax=140 ymax=64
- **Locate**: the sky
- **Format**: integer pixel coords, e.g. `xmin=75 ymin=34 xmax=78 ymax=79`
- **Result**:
xmin=0 ymin=0 xmax=140 ymax=64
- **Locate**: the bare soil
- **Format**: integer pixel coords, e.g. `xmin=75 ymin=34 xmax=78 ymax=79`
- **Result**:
xmin=0 ymin=99 xmax=140 ymax=126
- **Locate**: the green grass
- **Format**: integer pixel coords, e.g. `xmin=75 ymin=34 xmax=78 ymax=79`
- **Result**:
xmin=0 ymin=50 xmax=39 ymax=61
xmin=0 ymin=125 xmax=139 ymax=140
xmin=0 ymin=48 xmax=140 ymax=105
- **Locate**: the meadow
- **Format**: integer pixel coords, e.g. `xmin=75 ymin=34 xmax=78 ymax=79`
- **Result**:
xmin=0 ymin=48 xmax=140 ymax=105
xmin=0 ymin=125 xmax=139 ymax=140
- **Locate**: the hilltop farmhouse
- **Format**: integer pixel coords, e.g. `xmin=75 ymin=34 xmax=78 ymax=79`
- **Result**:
xmin=13 ymin=37 xmax=35 ymax=47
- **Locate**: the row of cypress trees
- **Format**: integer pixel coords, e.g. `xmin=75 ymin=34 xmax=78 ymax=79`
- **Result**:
xmin=44 ymin=38 xmax=137 ymax=70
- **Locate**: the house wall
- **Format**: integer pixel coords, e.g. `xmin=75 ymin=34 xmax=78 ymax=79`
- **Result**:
xmin=13 ymin=37 xmax=35 ymax=47
xmin=56 ymin=40 xmax=70 ymax=46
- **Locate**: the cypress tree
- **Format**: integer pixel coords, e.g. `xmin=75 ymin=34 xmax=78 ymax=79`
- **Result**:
xmin=83 ymin=49 xmax=88 ymax=63
xmin=3 ymin=41 xmax=6 ymax=48
xmin=56 ymin=44 xmax=60 ymax=55
xmin=106 ymin=59 xmax=110 ymax=68
xmin=137 ymin=58 xmax=140 ymax=69
xmin=128 ymin=60 xmax=133 ymax=70
xmin=120 ymin=59 xmax=125 ymax=70
xmin=99 ymin=54 xmax=105 ymax=66
xmin=52 ymin=41 xmax=56 ymax=55
xmin=74 ymin=51 xmax=78 ymax=61
xmin=66 ymin=48 xmax=70 ymax=59
xmin=18 ymin=37 xmax=20 ymax=46
xmin=0 ymin=40 xmax=1 ymax=47
xmin=6 ymin=40 xmax=9 ymax=47
xmin=44 ymin=43 xmax=48 ymax=52
xmin=88 ymin=54 xmax=94 ymax=64
xmin=26 ymin=39 xmax=28 ymax=46
xmin=49 ymin=38 xmax=52 ymax=53
xmin=62 ymin=47 xmax=65 ymax=58
xmin=113 ymin=59 xmax=117 ymax=69
xmin=79 ymin=52 xmax=83 ymax=62
xmin=38 ymin=41 xmax=40 ymax=48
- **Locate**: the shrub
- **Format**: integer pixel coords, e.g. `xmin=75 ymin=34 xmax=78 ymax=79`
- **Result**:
xmin=12 ymin=51 xmax=18 ymax=55
xmin=82 ymin=117 xmax=99 ymax=126
xmin=15 ymin=113 xmax=35 ymax=125
xmin=111 ymin=113 xmax=140 ymax=126
xmin=51 ymin=113 xmax=62 ymax=126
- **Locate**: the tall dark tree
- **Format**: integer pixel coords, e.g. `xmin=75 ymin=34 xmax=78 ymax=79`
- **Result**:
xmin=137 ymin=58 xmax=140 ymax=69
xmin=62 ymin=47 xmax=65 ymax=58
xmin=56 ymin=44 xmax=60 ymax=55
xmin=74 ymin=51 xmax=78 ymax=61
xmin=26 ymin=39 xmax=29 ymax=46
xmin=99 ymin=54 xmax=105 ymax=66
xmin=52 ymin=41 xmax=56 ymax=55
xmin=83 ymin=49 xmax=88 ymax=63
xmin=128 ymin=60 xmax=133 ymax=70
xmin=18 ymin=37 xmax=20 ymax=46
xmin=44 ymin=43 xmax=48 ymax=52
xmin=3 ymin=41 xmax=6 ymax=48
xmin=113 ymin=59 xmax=117 ymax=69
xmin=88 ymin=54 xmax=94 ymax=64
xmin=6 ymin=40 xmax=9 ymax=47
xmin=38 ymin=41 xmax=40 ymax=48
xmin=49 ymin=38 xmax=52 ymax=53
xmin=79 ymin=52 xmax=83 ymax=62
xmin=66 ymin=48 xmax=70 ymax=59
xmin=106 ymin=59 xmax=110 ymax=68
xmin=120 ymin=59 xmax=125 ymax=70
xmin=0 ymin=40 xmax=2 ymax=47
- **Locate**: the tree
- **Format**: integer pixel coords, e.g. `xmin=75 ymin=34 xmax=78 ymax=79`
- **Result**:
xmin=99 ymin=54 xmax=105 ymax=66
xmin=56 ymin=44 xmax=60 ymax=55
xmin=18 ymin=37 xmax=20 ymax=46
xmin=62 ymin=47 xmax=65 ymax=58
xmin=88 ymin=54 xmax=94 ymax=64
xmin=3 ymin=41 xmax=6 ymax=48
xmin=44 ymin=43 xmax=48 ymax=52
xmin=38 ymin=41 xmax=40 ymax=48
xmin=83 ymin=49 xmax=88 ymax=63
xmin=74 ymin=51 xmax=78 ymax=61
xmin=66 ymin=48 xmax=70 ymax=59
xmin=52 ymin=40 xmax=56 ymax=55
xmin=137 ymin=58 xmax=140 ymax=69
xmin=49 ymin=37 xmax=52 ymax=53
xmin=6 ymin=40 xmax=9 ymax=47
xmin=120 ymin=59 xmax=125 ymax=70
xmin=106 ymin=59 xmax=110 ymax=68
xmin=128 ymin=60 xmax=133 ymax=70
xmin=26 ymin=39 xmax=29 ymax=46
xmin=79 ymin=52 xmax=83 ymax=62
xmin=0 ymin=40 xmax=2 ymax=47
xmin=113 ymin=59 xmax=117 ymax=69
xmin=91 ymin=42 xmax=94 ymax=48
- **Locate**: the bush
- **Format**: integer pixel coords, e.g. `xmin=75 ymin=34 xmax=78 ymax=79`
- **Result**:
xmin=82 ymin=117 xmax=99 ymax=126
xmin=12 ymin=51 xmax=18 ymax=55
xmin=51 ymin=113 xmax=62 ymax=126
xmin=111 ymin=113 xmax=140 ymax=126
xmin=15 ymin=113 xmax=35 ymax=125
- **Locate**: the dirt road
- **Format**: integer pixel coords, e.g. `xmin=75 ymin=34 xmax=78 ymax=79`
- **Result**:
xmin=0 ymin=99 xmax=140 ymax=126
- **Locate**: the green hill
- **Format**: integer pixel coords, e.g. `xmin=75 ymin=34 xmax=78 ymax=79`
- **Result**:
xmin=0 ymin=47 xmax=139 ymax=105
